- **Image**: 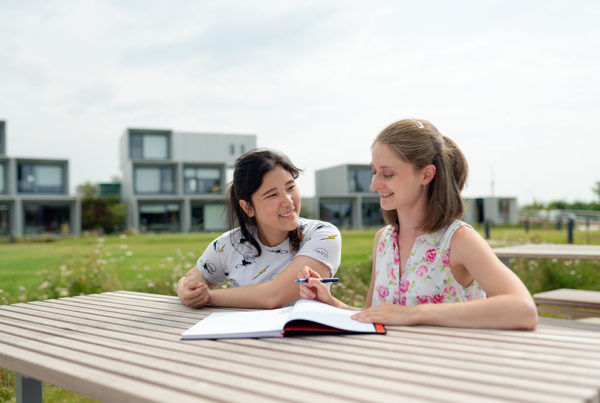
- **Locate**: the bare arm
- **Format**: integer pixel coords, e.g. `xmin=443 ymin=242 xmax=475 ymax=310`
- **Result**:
xmin=208 ymin=255 xmax=332 ymax=309
xmin=299 ymin=227 xmax=387 ymax=310
xmin=353 ymin=227 xmax=538 ymax=330
xmin=176 ymin=267 xmax=218 ymax=308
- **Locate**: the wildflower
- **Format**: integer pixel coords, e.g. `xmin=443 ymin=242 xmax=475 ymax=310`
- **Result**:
xmin=125 ymin=251 xmax=133 ymax=256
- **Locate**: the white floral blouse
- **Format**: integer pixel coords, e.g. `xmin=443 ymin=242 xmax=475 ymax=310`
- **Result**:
xmin=371 ymin=220 xmax=485 ymax=306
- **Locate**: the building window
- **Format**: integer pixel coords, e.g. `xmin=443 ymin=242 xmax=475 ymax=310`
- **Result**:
xmin=229 ymin=144 xmax=235 ymax=155
xmin=23 ymin=204 xmax=71 ymax=234
xmin=361 ymin=200 xmax=385 ymax=227
xmin=0 ymin=163 xmax=5 ymax=193
xmin=320 ymin=200 xmax=353 ymax=228
xmin=129 ymin=132 xmax=169 ymax=160
xmin=240 ymin=144 xmax=246 ymax=154
xmin=18 ymin=163 xmax=65 ymax=193
xmin=139 ymin=203 xmax=180 ymax=232
xmin=184 ymin=167 xmax=221 ymax=194
xmin=348 ymin=167 xmax=373 ymax=193
xmin=0 ymin=121 xmax=5 ymax=155
xmin=191 ymin=202 xmax=226 ymax=232
xmin=0 ymin=204 xmax=8 ymax=236
xmin=134 ymin=166 xmax=174 ymax=194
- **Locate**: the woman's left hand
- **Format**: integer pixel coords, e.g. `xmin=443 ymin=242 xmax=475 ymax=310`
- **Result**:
xmin=351 ymin=302 xmax=420 ymax=326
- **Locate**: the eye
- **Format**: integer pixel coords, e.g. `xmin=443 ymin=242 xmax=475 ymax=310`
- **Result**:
xmin=383 ymin=174 xmax=394 ymax=179
xmin=287 ymin=184 xmax=296 ymax=191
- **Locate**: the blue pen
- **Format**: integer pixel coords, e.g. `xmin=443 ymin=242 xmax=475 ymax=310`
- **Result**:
xmin=295 ymin=278 xmax=339 ymax=283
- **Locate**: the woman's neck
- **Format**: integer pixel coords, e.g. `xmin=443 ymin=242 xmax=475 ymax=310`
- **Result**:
xmin=396 ymin=202 xmax=427 ymax=242
xmin=256 ymin=227 xmax=288 ymax=247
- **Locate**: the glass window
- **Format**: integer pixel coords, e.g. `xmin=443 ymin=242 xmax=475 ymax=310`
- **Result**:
xmin=320 ymin=200 xmax=353 ymax=229
xmin=23 ymin=204 xmax=71 ymax=234
xmin=129 ymin=132 xmax=169 ymax=160
xmin=134 ymin=167 xmax=174 ymax=194
xmin=0 ymin=163 xmax=5 ymax=193
xmin=229 ymin=144 xmax=235 ymax=155
xmin=0 ymin=204 xmax=8 ymax=236
xmin=191 ymin=202 xmax=226 ymax=232
xmin=348 ymin=167 xmax=373 ymax=193
xmin=184 ymin=167 xmax=221 ymax=194
xmin=0 ymin=121 xmax=5 ymax=155
xmin=362 ymin=201 xmax=385 ymax=227
xmin=139 ymin=203 xmax=180 ymax=232
xmin=18 ymin=164 xmax=65 ymax=193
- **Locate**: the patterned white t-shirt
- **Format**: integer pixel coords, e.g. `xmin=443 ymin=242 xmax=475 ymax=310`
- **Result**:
xmin=196 ymin=218 xmax=341 ymax=287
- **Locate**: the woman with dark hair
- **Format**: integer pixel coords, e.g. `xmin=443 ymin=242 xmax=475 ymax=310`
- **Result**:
xmin=177 ymin=149 xmax=341 ymax=309
xmin=298 ymin=119 xmax=538 ymax=330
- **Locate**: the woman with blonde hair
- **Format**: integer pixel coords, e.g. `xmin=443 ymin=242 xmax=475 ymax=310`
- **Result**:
xmin=299 ymin=119 xmax=538 ymax=329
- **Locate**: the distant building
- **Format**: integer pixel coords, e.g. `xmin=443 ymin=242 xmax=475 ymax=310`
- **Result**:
xmin=119 ymin=128 xmax=256 ymax=233
xmin=463 ymin=197 xmax=518 ymax=225
xmin=97 ymin=183 xmax=121 ymax=198
xmin=311 ymin=164 xmax=384 ymax=229
xmin=0 ymin=121 xmax=81 ymax=238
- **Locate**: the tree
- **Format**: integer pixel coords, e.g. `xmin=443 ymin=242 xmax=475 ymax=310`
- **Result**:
xmin=593 ymin=181 xmax=600 ymax=202
xmin=76 ymin=181 xmax=97 ymax=198
xmin=77 ymin=181 xmax=126 ymax=233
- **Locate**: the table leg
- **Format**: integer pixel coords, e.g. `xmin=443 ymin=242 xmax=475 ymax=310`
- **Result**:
xmin=16 ymin=373 xmax=42 ymax=403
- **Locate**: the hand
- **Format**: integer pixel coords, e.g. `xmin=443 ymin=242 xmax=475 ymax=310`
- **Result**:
xmin=177 ymin=269 xmax=210 ymax=308
xmin=351 ymin=303 xmax=420 ymax=326
xmin=297 ymin=266 xmax=335 ymax=306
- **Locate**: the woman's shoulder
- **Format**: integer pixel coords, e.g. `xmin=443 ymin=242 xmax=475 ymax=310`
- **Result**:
xmin=299 ymin=218 xmax=341 ymax=235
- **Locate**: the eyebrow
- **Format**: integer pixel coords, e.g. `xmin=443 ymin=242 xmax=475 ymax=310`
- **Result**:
xmin=370 ymin=163 xmax=395 ymax=170
xmin=260 ymin=179 xmax=295 ymax=197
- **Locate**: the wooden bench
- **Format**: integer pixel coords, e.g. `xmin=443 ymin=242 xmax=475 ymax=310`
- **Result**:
xmin=533 ymin=288 xmax=600 ymax=319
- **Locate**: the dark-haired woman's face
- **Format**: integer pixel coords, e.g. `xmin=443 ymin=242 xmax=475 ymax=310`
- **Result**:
xmin=245 ymin=166 xmax=301 ymax=246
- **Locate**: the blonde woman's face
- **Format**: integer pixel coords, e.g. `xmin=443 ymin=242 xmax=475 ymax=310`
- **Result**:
xmin=370 ymin=142 xmax=427 ymax=212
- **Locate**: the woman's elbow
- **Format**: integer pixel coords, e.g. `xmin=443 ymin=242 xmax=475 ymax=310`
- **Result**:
xmin=516 ymin=296 xmax=539 ymax=330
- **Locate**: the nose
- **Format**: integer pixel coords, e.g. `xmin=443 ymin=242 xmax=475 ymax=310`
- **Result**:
xmin=370 ymin=173 xmax=380 ymax=192
xmin=282 ymin=191 xmax=294 ymax=207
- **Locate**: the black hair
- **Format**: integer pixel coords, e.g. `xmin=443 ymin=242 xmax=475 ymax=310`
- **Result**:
xmin=226 ymin=149 xmax=303 ymax=256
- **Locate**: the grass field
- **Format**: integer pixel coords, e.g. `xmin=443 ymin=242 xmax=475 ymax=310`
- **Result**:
xmin=1 ymin=224 xmax=600 ymax=402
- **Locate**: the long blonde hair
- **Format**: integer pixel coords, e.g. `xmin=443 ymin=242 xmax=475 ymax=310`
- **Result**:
xmin=374 ymin=119 xmax=468 ymax=232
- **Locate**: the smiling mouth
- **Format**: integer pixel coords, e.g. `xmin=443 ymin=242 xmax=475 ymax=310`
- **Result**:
xmin=280 ymin=210 xmax=296 ymax=218
xmin=379 ymin=192 xmax=394 ymax=198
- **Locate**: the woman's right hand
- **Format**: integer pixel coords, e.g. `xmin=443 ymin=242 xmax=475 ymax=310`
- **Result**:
xmin=297 ymin=266 xmax=336 ymax=306
xmin=177 ymin=267 xmax=211 ymax=308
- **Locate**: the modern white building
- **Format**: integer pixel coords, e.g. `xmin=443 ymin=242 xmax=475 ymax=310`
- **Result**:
xmin=311 ymin=164 xmax=384 ymax=229
xmin=0 ymin=121 xmax=81 ymax=238
xmin=463 ymin=197 xmax=519 ymax=225
xmin=119 ymin=128 xmax=256 ymax=233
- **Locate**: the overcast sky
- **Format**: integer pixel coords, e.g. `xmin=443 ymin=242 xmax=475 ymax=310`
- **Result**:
xmin=1 ymin=0 xmax=599 ymax=205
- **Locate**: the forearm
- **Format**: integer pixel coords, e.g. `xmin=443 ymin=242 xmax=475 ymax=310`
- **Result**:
xmin=209 ymin=283 xmax=297 ymax=309
xmin=415 ymin=294 xmax=538 ymax=330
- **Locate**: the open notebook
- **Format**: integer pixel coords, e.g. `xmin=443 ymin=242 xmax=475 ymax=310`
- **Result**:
xmin=181 ymin=299 xmax=386 ymax=340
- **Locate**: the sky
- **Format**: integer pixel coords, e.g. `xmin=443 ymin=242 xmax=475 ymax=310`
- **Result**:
xmin=1 ymin=0 xmax=599 ymax=205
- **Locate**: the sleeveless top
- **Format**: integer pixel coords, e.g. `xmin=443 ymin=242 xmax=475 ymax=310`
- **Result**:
xmin=371 ymin=220 xmax=485 ymax=306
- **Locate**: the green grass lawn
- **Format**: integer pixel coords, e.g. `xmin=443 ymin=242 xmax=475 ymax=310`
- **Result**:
xmin=1 ymin=224 xmax=600 ymax=402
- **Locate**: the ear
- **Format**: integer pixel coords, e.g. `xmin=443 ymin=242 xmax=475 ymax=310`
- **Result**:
xmin=239 ymin=200 xmax=255 ymax=218
xmin=421 ymin=164 xmax=436 ymax=185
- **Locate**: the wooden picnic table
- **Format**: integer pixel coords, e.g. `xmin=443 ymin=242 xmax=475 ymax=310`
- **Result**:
xmin=1 ymin=291 xmax=600 ymax=402
xmin=493 ymin=243 xmax=600 ymax=267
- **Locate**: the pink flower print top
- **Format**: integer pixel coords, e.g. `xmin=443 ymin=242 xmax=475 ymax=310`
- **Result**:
xmin=371 ymin=220 xmax=485 ymax=306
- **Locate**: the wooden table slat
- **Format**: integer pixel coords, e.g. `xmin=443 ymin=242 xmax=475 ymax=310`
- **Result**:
xmin=1 ymin=292 xmax=599 ymax=403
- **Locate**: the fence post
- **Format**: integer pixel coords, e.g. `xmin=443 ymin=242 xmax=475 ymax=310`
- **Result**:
xmin=524 ymin=217 xmax=529 ymax=233
xmin=485 ymin=220 xmax=490 ymax=240
xmin=567 ymin=216 xmax=574 ymax=244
